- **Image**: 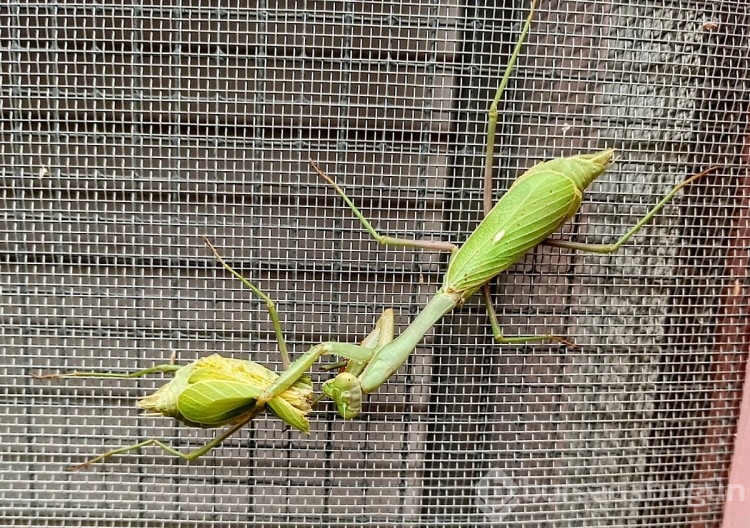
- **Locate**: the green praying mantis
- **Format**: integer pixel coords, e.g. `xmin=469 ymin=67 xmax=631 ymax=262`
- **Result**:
xmin=37 ymin=0 xmax=717 ymax=468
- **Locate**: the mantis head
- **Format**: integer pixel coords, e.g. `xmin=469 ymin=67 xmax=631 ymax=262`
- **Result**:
xmin=322 ymin=372 xmax=363 ymax=419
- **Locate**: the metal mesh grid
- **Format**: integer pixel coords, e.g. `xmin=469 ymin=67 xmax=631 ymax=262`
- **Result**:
xmin=1 ymin=1 xmax=745 ymax=526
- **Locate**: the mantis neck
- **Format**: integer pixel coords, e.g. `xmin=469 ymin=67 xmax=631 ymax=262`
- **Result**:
xmin=359 ymin=288 xmax=460 ymax=394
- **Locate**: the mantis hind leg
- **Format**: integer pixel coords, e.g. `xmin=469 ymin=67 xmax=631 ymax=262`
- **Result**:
xmin=201 ymin=235 xmax=291 ymax=369
xmin=33 ymin=363 xmax=183 ymax=380
xmin=309 ymin=160 xmax=458 ymax=255
xmin=479 ymin=4 xmax=552 ymax=344
xmin=68 ymin=415 xmax=253 ymax=470
xmin=483 ymin=0 xmax=538 ymax=216
xmin=544 ymin=167 xmax=717 ymax=255
xmin=480 ymin=285 xmax=578 ymax=348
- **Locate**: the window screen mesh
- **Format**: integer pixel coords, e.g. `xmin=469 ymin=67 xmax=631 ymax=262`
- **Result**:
xmin=1 ymin=1 xmax=745 ymax=527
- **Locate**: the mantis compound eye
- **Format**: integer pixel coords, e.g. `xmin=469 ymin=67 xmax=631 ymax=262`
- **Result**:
xmin=322 ymin=372 xmax=363 ymax=419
